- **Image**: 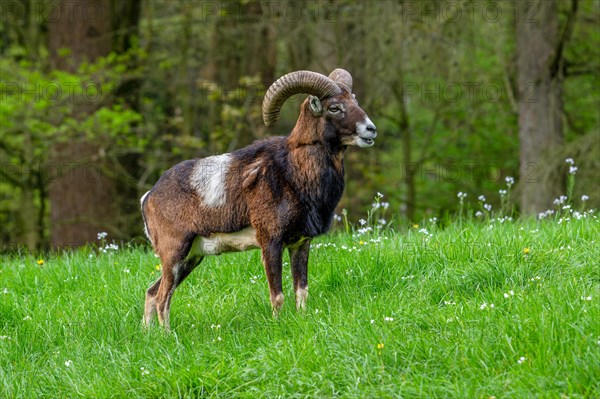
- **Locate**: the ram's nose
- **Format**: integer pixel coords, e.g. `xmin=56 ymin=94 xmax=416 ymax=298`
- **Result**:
xmin=365 ymin=122 xmax=377 ymax=138
xmin=357 ymin=117 xmax=377 ymax=138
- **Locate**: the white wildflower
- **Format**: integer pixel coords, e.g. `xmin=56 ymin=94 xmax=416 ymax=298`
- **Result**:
xmin=357 ymin=227 xmax=372 ymax=235
xmin=484 ymin=203 xmax=492 ymax=212
xmin=581 ymin=195 xmax=589 ymax=202
xmin=475 ymin=211 xmax=483 ymax=217
xmin=359 ymin=219 xmax=367 ymax=226
xmin=457 ymin=192 xmax=467 ymax=200
xmin=517 ymin=356 xmax=526 ymax=364
xmin=384 ymin=316 xmax=394 ymax=322
xmin=505 ymin=176 xmax=514 ymax=187
xmin=97 ymin=232 xmax=108 ymax=240
xmin=538 ymin=209 xmax=555 ymax=219
xmin=553 ymin=196 xmax=568 ymax=206
xmin=478 ymin=195 xmax=486 ymax=202
xmin=565 ymin=158 xmax=574 ymax=165
xmin=569 ymin=166 xmax=578 ymax=175
xmin=65 ymin=360 xmax=73 ymax=367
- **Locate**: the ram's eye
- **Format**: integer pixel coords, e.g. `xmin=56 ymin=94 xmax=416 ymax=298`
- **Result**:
xmin=329 ymin=106 xmax=341 ymax=113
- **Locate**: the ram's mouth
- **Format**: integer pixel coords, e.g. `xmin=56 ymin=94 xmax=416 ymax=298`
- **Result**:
xmin=355 ymin=136 xmax=375 ymax=147
xmin=360 ymin=137 xmax=374 ymax=146
xmin=355 ymin=118 xmax=377 ymax=148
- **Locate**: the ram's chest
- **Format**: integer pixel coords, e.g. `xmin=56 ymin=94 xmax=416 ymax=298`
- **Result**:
xmin=187 ymin=227 xmax=259 ymax=257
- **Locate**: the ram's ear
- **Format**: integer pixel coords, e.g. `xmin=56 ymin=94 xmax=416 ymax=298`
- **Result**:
xmin=308 ymin=95 xmax=323 ymax=117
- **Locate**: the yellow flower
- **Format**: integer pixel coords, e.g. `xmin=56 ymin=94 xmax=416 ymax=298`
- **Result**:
xmin=377 ymin=343 xmax=384 ymax=350
xmin=359 ymin=240 xmax=365 ymax=245
xmin=523 ymin=247 xmax=530 ymax=255
xmin=155 ymin=264 xmax=161 ymax=271
xmin=412 ymin=224 xmax=419 ymax=229
xmin=36 ymin=259 xmax=44 ymax=266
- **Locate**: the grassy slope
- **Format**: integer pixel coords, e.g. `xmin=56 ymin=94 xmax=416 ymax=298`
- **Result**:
xmin=1 ymin=217 xmax=599 ymax=398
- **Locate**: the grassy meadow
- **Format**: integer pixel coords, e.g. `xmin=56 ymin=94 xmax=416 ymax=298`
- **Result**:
xmin=1 ymin=213 xmax=599 ymax=398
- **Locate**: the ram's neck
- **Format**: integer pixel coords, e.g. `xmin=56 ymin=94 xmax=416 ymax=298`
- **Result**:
xmin=287 ymin=123 xmax=345 ymax=185
xmin=288 ymin=102 xmax=347 ymax=172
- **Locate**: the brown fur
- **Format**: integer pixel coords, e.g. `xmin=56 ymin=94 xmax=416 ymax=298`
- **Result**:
xmin=142 ymin=82 xmax=376 ymax=329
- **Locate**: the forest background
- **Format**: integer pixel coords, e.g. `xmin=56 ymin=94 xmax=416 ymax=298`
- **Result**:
xmin=1 ymin=0 xmax=598 ymax=249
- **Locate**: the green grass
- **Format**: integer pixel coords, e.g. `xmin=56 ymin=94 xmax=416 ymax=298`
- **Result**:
xmin=1 ymin=217 xmax=599 ymax=398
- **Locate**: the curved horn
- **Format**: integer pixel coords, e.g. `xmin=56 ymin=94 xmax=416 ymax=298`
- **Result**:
xmin=262 ymin=70 xmax=342 ymax=126
xmin=328 ymin=68 xmax=353 ymax=92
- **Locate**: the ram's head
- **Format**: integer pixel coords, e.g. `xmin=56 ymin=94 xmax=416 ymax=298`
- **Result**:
xmin=262 ymin=69 xmax=377 ymax=148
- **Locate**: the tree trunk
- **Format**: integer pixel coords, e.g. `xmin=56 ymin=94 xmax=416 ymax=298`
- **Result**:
xmin=111 ymin=0 xmax=142 ymax=240
xmin=517 ymin=0 xmax=564 ymax=215
xmin=203 ymin=1 xmax=276 ymax=151
xmin=48 ymin=0 xmax=114 ymax=247
xmin=20 ymin=130 xmax=38 ymax=249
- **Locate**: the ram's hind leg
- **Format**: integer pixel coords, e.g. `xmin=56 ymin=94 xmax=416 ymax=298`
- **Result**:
xmin=289 ymin=240 xmax=311 ymax=310
xmin=155 ymin=257 xmax=202 ymax=330
xmin=143 ymin=277 xmax=162 ymax=327
xmin=260 ymin=240 xmax=284 ymax=316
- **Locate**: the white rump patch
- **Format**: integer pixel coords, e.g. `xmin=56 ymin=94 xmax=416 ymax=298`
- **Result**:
xmin=190 ymin=154 xmax=232 ymax=207
xmin=140 ymin=190 xmax=150 ymax=205
xmin=187 ymin=227 xmax=259 ymax=257
xmin=140 ymin=191 xmax=151 ymax=240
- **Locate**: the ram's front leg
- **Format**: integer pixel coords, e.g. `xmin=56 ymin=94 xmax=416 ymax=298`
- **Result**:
xmin=260 ymin=240 xmax=284 ymax=316
xmin=289 ymin=239 xmax=310 ymax=310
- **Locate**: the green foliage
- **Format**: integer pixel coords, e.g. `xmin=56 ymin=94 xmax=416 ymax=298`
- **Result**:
xmin=1 ymin=216 xmax=598 ymax=398
xmin=0 ymin=47 xmax=144 ymax=246
xmin=1 ymin=0 xmax=598 ymax=247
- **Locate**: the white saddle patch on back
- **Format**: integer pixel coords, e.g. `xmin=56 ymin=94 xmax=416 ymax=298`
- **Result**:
xmin=190 ymin=154 xmax=231 ymax=207
xmin=187 ymin=227 xmax=259 ymax=257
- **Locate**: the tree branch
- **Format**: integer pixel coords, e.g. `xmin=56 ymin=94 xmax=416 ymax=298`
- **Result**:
xmin=551 ymin=0 xmax=579 ymax=78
